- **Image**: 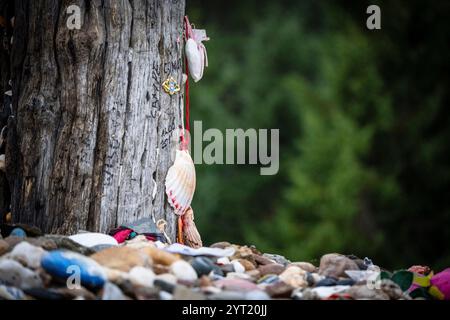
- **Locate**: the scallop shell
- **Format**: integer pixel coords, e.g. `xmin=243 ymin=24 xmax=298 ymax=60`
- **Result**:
xmin=182 ymin=207 xmax=202 ymax=248
xmin=165 ymin=149 xmax=196 ymax=215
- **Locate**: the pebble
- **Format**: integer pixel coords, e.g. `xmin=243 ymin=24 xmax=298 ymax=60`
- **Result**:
xmin=154 ymin=279 xmax=176 ymax=293
xmin=91 ymin=244 xmax=116 ymax=252
xmin=9 ymin=241 xmax=47 ymax=269
xmin=295 ymin=285 xmax=350 ymax=300
xmin=245 ymin=290 xmax=271 ymax=300
xmin=213 ymin=278 xmax=259 ymax=292
xmin=10 ymin=228 xmax=26 ymax=238
xmin=315 ymin=277 xmax=338 ymax=287
xmin=26 ymin=237 xmax=58 ymax=251
xmin=253 ymin=254 xmax=275 ymax=266
xmin=101 ymin=282 xmax=129 ymax=300
xmin=91 ymin=246 xmax=151 ymax=272
xmin=258 ymin=263 xmax=285 ymax=276
xmin=263 ymin=253 xmax=291 ymax=266
xmin=4 ymin=236 xmax=23 ymax=248
xmin=279 ymin=266 xmax=308 ymax=288
xmin=191 ymin=256 xmax=223 ymax=276
xmin=0 ymin=259 xmax=43 ymax=289
xmin=257 ymin=274 xmax=279 ymax=285
xmin=209 ymin=291 xmax=247 ymax=300
xmin=0 ymin=284 xmax=26 ymax=300
xmin=159 ymin=291 xmax=173 ymax=300
xmin=336 ymin=278 xmax=355 ymax=286
xmin=319 ymin=253 xmax=359 ymax=278
xmin=347 ymin=284 xmax=390 ymax=300
xmin=53 ymin=287 xmax=97 ymax=300
xmin=210 ymin=241 xmax=231 ymax=249
xmin=128 ymin=266 xmax=155 ymax=287
xmin=290 ymin=262 xmax=317 ymax=273
xmin=172 ymin=285 xmax=206 ymax=300
xmin=155 ymin=273 xmax=177 ymax=285
xmin=44 ymin=235 xmax=94 ymax=255
xmin=0 ymin=239 xmax=9 ymax=255
xmin=225 ymin=272 xmax=254 ymax=281
xmin=153 ymin=263 xmax=170 ymax=274
xmin=237 ymin=258 xmax=256 ymax=271
xmin=41 ymin=250 xmax=106 ymax=289
xmin=24 ymin=288 xmax=66 ymax=300
xmin=246 ymin=269 xmax=261 ymax=279
xmin=306 ymin=272 xmax=323 ymax=286
xmin=170 ymin=260 xmax=198 ymax=282
xmin=231 ymin=260 xmax=245 ymax=273
xmin=219 ymin=263 xmax=235 ymax=274
xmin=265 ymin=281 xmax=295 ymax=298
xmin=380 ymin=279 xmax=410 ymax=300
xmin=216 ymin=257 xmax=230 ymax=265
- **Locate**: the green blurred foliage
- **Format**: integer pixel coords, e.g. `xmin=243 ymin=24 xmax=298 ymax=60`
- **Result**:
xmin=187 ymin=0 xmax=450 ymax=269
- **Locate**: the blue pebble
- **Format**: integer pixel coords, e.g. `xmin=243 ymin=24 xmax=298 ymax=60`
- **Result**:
xmin=41 ymin=250 xmax=106 ymax=289
xmin=10 ymin=228 xmax=26 ymax=238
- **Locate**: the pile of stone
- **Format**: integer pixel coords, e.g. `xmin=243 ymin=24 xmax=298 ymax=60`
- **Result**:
xmin=0 ymin=227 xmax=446 ymax=300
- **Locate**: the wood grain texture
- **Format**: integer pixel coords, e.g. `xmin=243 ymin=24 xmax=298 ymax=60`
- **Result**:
xmin=6 ymin=0 xmax=186 ymax=241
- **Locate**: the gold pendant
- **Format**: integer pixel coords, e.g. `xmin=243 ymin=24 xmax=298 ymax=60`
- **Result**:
xmin=162 ymin=76 xmax=180 ymax=95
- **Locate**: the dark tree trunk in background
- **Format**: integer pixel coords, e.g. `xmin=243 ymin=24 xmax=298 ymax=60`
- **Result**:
xmin=6 ymin=0 xmax=185 ymax=241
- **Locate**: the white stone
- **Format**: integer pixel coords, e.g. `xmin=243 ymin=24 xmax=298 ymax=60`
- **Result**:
xmin=231 ymin=260 xmax=245 ymax=273
xmin=128 ymin=266 xmax=155 ymax=287
xmin=155 ymin=273 xmax=177 ymax=285
xmin=9 ymin=241 xmax=47 ymax=269
xmin=170 ymin=260 xmax=198 ymax=281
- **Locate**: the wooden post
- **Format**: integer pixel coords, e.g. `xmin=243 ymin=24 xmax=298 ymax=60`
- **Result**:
xmin=7 ymin=0 xmax=185 ymax=241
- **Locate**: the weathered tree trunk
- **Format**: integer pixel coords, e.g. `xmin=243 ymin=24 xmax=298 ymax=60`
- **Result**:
xmin=7 ymin=0 xmax=186 ymax=241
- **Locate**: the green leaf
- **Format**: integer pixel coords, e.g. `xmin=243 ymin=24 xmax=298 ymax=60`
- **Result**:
xmin=391 ymin=270 xmax=413 ymax=291
xmin=380 ymin=271 xmax=392 ymax=280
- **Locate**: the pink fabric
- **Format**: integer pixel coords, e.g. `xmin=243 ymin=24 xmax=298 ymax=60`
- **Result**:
xmin=431 ymin=268 xmax=450 ymax=300
xmin=113 ymin=229 xmax=133 ymax=243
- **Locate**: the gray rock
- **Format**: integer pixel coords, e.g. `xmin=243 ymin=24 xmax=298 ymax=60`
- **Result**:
xmin=263 ymin=253 xmax=291 ymax=266
xmin=319 ymin=253 xmax=359 ymax=278
xmin=0 ymin=259 xmax=43 ymax=289
xmin=102 ymin=282 xmax=130 ymax=300
xmin=347 ymin=284 xmax=390 ymax=300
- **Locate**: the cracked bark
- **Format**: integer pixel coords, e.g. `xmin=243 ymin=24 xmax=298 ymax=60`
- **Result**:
xmin=6 ymin=0 xmax=185 ymax=241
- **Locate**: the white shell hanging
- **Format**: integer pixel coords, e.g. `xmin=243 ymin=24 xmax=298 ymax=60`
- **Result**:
xmin=165 ymin=149 xmax=196 ymax=215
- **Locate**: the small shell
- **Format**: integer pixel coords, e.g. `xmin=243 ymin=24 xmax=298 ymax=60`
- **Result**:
xmin=165 ymin=149 xmax=196 ymax=215
xmin=182 ymin=207 xmax=202 ymax=248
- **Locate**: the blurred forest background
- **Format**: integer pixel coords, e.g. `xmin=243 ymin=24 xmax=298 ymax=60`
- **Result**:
xmin=187 ymin=0 xmax=450 ymax=270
